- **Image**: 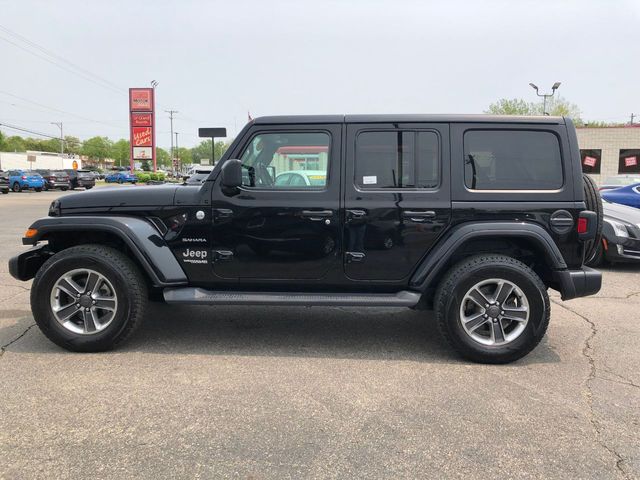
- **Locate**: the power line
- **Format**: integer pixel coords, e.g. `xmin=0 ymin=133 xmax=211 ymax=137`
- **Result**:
xmin=0 ymin=121 xmax=68 ymax=142
xmin=0 ymin=23 xmax=125 ymax=93
xmin=0 ymin=91 xmax=127 ymax=131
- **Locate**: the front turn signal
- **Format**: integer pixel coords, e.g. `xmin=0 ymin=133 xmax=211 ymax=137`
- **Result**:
xmin=24 ymin=228 xmax=38 ymax=238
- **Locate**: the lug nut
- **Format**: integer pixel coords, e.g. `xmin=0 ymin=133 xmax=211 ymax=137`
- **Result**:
xmin=484 ymin=314 xmax=488 ymax=318
xmin=501 ymin=311 xmax=505 ymax=315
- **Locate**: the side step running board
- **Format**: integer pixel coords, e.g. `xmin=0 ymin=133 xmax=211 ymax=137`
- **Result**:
xmin=163 ymin=288 xmax=421 ymax=307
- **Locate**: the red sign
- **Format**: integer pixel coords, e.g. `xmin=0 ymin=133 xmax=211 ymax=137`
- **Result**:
xmin=583 ymin=156 xmax=597 ymax=167
xmin=625 ymin=156 xmax=638 ymax=167
xmin=130 ymin=89 xmax=153 ymax=111
xmin=131 ymin=113 xmax=152 ymax=127
xmin=132 ymin=127 xmax=153 ymax=147
xmin=129 ymin=88 xmax=156 ymax=171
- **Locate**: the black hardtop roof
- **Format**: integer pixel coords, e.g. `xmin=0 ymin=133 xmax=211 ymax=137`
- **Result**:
xmin=253 ymin=114 xmax=566 ymax=125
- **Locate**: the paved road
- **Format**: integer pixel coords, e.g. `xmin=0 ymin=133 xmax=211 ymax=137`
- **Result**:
xmin=1 ymin=189 xmax=638 ymax=479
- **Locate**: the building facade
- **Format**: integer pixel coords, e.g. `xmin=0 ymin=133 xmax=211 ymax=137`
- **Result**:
xmin=576 ymin=126 xmax=640 ymax=184
xmin=0 ymin=151 xmax=82 ymax=171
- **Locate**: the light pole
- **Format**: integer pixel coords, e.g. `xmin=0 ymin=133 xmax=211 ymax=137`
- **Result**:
xmin=150 ymin=80 xmax=158 ymax=172
xmin=165 ymin=109 xmax=178 ymax=174
xmin=175 ymin=132 xmax=179 ymax=172
xmin=50 ymin=122 xmax=63 ymax=154
xmin=529 ymin=82 xmax=561 ymax=115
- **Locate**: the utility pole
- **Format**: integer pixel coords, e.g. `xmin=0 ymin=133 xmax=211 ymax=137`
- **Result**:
xmin=631 ymin=113 xmax=636 ymax=125
xmin=50 ymin=122 xmax=63 ymax=154
xmin=165 ymin=109 xmax=178 ymax=172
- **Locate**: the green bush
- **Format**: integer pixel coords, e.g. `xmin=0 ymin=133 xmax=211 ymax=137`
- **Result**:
xmin=149 ymin=173 xmax=158 ymax=181
xmin=136 ymin=173 xmax=150 ymax=183
xmin=157 ymin=172 xmax=165 ymax=181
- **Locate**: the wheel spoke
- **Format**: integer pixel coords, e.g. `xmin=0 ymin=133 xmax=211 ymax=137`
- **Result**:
xmin=57 ymin=278 xmax=82 ymax=297
xmin=494 ymin=281 xmax=514 ymax=304
xmin=55 ymin=303 xmax=79 ymax=321
xmin=464 ymin=313 xmax=489 ymax=332
xmin=93 ymin=298 xmax=116 ymax=311
xmin=82 ymin=309 xmax=97 ymax=333
xmin=491 ymin=320 xmax=505 ymax=343
xmin=84 ymin=272 xmax=101 ymax=294
xmin=467 ymin=288 xmax=491 ymax=308
xmin=502 ymin=306 xmax=528 ymax=321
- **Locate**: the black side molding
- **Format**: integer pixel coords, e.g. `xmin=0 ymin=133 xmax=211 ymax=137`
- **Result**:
xmin=410 ymin=221 xmax=568 ymax=291
xmin=163 ymin=288 xmax=422 ymax=307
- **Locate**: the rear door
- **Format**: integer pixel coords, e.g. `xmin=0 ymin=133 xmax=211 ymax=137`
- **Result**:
xmin=344 ymin=123 xmax=451 ymax=281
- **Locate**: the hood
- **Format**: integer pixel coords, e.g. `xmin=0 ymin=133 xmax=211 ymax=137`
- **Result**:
xmin=603 ymin=201 xmax=640 ymax=225
xmin=59 ymin=184 xmax=179 ymax=210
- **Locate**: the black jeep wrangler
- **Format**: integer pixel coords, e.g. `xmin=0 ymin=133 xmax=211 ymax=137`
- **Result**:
xmin=9 ymin=115 xmax=602 ymax=363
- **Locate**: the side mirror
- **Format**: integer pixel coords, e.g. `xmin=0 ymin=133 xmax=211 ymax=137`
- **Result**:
xmin=221 ymin=159 xmax=242 ymax=189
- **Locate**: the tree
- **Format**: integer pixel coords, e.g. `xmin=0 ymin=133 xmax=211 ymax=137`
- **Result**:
xmin=0 ymin=131 xmax=5 ymax=151
xmin=110 ymin=139 xmax=130 ymax=167
xmin=156 ymin=147 xmax=170 ymax=167
xmin=191 ymin=139 xmax=230 ymax=164
xmin=64 ymin=136 xmax=82 ymax=155
xmin=82 ymin=136 xmax=113 ymax=161
xmin=4 ymin=136 xmax=27 ymax=152
xmin=174 ymin=147 xmax=192 ymax=165
xmin=485 ymin=96 xmax=582 ymax=122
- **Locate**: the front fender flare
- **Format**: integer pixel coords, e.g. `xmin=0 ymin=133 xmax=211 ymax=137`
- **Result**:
xmin=410 ymin=221 xmax=567 ymax=291
xmin=22 ymin=216 xmax=187 ymax=286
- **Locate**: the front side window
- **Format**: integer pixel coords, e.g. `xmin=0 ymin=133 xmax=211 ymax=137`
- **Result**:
xmin=355 ymin=131 xmax=439 ymax=189
xmin=464 ymin=130 xmax=563 ymax=190
xmin=239 ymin=132 xmax=330 ymax=189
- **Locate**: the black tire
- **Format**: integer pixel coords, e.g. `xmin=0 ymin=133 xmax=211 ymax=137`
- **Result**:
xmin=61 ymin=187 xmax=68 ymax=191
xmin=34 ymin=188 xmax=42 ymax=192
xmin=2 ymin=189 xmax=8 ymax=195
xmin=435 ymin=254 xmax=550 ymax=364
xmin=583 ymin=174 xmax=603 ymax=262
xmin=85 ymin=186 xmax=93 ymax=190
xmin=31 ymin=245 xmax=147 ymax=352
xmin=118 ymin=179 xmax=123 ymax=184
xmin=12 ymin=182 xmax=21 ymax=192
xmin=585 ymin=240 xmax=605 ymax=267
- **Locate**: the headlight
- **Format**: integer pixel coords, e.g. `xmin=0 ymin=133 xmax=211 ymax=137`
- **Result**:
xmin=607 ymin=219 xmax=629 ymax=238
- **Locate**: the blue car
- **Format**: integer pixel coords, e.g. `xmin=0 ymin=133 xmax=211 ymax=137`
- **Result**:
xmin=7 ymin=169 xmax=45 ymax=192
xmin=601 ymin=182 xmax=640 ymax=209
xmin=105 ymin=171 xmax=137 ymax=184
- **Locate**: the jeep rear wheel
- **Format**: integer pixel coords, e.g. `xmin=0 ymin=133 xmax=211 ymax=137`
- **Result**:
xmin=435 ymin=254 xmax=550 ymax=364
xmin=31 ymin=245 xmax=147 ymax=352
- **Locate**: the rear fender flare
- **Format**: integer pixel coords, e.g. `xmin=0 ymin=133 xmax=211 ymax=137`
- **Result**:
xmin=410 ymin=222 xmax=567 ymax=291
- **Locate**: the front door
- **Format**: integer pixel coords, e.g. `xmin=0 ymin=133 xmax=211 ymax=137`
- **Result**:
xmin=344 ymin=123 xmax=451 ymax=281
xmin=211 ymin=124 xmax=342 ymax=281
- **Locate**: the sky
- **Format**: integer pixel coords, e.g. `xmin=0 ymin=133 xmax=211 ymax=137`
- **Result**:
xmin=1 ymin=0 xmax=639 ymax=150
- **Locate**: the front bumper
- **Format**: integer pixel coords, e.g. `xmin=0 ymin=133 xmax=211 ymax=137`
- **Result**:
xmin=9 ymin=244 xmax=52 ymax=281
xmin=554 ymin=267 xmax=602 ymax=300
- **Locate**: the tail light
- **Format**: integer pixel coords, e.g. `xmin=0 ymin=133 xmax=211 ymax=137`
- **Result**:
xmin=21 ymin=176 xmax=26 ymax=180
xmin=577 ymin=217 xmax=588 ymax=234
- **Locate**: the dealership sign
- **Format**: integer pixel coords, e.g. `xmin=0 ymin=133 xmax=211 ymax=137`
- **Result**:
xmin=129 ymin=88 xmax=156 ymax=171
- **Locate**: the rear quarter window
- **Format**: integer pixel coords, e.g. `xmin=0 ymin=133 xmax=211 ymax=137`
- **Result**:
xmin=464 ymin=130 xmax=563 ymax=190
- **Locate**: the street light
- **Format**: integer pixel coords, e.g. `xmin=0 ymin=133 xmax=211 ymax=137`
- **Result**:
xmin=529 ymin=82 xmax=561 ymax=115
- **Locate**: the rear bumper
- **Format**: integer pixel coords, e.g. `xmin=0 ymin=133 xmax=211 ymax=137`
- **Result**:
xmin=553 ymin=267 xmax=602 ymax=300
xmin=45 ymin=181 xmax=69 ymax=188
xmin=9 ymin=245 xmax=51 ymax=281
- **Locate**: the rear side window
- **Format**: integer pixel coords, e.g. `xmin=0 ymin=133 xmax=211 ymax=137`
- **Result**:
xmin=355 ymin=131 xmax=439 ymax=189
xmin=464 ymin=130 xmax=563 ymax=190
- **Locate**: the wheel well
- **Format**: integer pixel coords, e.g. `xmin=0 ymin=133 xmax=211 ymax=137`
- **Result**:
xmin=418 ymin=236 xmax=556 ymax=309
xmin=41 ymin=230 xmax=161 ymax=299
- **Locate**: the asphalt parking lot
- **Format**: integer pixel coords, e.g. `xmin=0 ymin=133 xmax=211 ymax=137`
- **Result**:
xmin=0 ymin=188 xmax=638 ymax=479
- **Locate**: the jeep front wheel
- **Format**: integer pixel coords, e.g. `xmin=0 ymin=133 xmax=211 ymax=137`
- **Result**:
xmin=31 ymin=245 xmax=147 ymax=352
xmin=434 ymin=254 xmax=550 ymax=364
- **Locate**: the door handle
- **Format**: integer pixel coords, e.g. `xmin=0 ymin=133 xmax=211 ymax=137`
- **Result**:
xmin=403 ymin=210 xmax=436 ymax=222
xmin=301 ymin=210 xmax=333 ymax=221
xmin=213 ymin=208 xmax=234 ymax=218
xmin=213 ymin=250 xmax=233 ymax=262
xmin=346 ymin=209 xmax=367 ymax=219
xmin=345 ymin=251 xmax=365 ymax=263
